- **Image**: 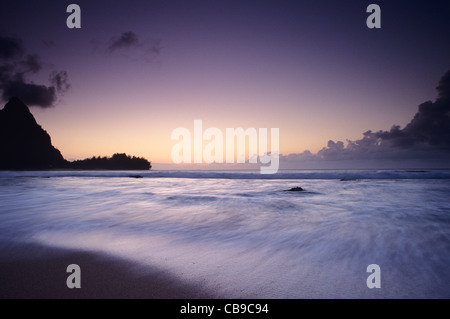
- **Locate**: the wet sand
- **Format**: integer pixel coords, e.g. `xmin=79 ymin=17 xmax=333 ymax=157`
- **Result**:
xmin=0 ymin=243 xmax=216 ymax=299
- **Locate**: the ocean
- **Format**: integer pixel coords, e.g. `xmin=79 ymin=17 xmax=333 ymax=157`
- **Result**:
xmin=0 ymin=169 xmax=449 ymax=298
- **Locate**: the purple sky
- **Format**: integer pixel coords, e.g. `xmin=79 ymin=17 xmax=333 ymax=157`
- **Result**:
xmin=1 ymin=0 xmax=449 ymax=168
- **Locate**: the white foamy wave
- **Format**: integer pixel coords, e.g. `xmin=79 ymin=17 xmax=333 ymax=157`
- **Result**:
xmin=1 ymin=175 xmax=449 ymax=298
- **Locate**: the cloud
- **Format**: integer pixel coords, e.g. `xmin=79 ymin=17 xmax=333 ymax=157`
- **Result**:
xmin=436 ymin=70 xmax=450 ymax=101
xmin=1 ymin=81 xmax=56 ymax=108
xmin=41 ymin=39 xmax=55 ymax=49
xmin=0 ymin=36 xmax=23 ymax=60
xmin=148 ymin=39 xmax=162 ymax=56
xmin=282 ymin=70 xmax=450 ymax=168
xmin=20 ymin=54 xmax=42 ymax=73
xmin=108 ymin=31 xmax=140 ymax=52
xmin=0 ymin=35 xmax=70 ymax=108
xmin=50 ymin=71 xmax=70 ymax=93
xmin=105 ymin=31 xmax=162 ymax=60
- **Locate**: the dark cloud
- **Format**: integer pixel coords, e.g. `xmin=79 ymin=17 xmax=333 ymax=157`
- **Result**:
xmin=282 ymin=70 xmax=450 ymax=168
xmin=20 ymin=54 xmax=42 ymax=74
xmin=436 ymin=69 xmax=450 ymax=101
xmin=41 ymin=39 xmax=55 ymax=49
xmin=108 ymin=31 xmax=140 ymax=52
xmin=359 ymin=71 xmax=450 ymax=152
xmin=104 ymin=31 xmax=162 ymax=60
xmin=0 ymin=35 xmax=70 ymax=108
xmin=0 ymin=36 xmax=23 ymax=60
xmin=50 ymin=71 xmax=70 ymax=93
xmin=1 ymin=80 xmax=56 ymax=108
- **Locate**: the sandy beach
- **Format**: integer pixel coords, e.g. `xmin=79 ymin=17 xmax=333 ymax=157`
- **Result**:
xmin=0 ymin=243 xmax=215 ymax=299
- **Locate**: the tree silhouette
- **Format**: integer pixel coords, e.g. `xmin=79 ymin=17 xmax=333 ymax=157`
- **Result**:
xmin=70 ymin=153 xmax=151 ymax=170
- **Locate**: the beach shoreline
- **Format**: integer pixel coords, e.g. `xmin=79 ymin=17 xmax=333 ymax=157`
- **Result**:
xmin=0 ymin=242 xmax=216 ymax=299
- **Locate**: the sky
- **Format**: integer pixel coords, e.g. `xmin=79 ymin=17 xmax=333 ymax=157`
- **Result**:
xmin=0 ymin=0 xmax=449 ymax=169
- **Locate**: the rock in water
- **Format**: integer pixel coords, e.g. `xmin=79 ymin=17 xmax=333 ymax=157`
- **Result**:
xmin=286 ymin=186 xmax=304 ymax=192
xmin=0 ymin=97 xmax=67 ymax=170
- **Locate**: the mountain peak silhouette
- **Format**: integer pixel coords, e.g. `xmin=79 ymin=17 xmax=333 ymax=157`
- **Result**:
xmin=0 ymin=97 xmax=66 ymax=170
xmin=2 ymin=97 xmax=38 ymax=126
xmin=0 ymin=97 xmax=151 ymax=170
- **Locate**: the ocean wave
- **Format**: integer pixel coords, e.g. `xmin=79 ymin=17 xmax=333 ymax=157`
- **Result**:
xmin=1 ymin=169 xmax=450 ymax=180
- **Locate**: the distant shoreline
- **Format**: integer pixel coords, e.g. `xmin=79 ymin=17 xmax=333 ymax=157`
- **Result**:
xmin=0 ymin=168 xmax=151 ymax=171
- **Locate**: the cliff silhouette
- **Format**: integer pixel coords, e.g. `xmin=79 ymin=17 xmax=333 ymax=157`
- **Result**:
xmin=0 ymin=97 xmax=151 ymax=170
